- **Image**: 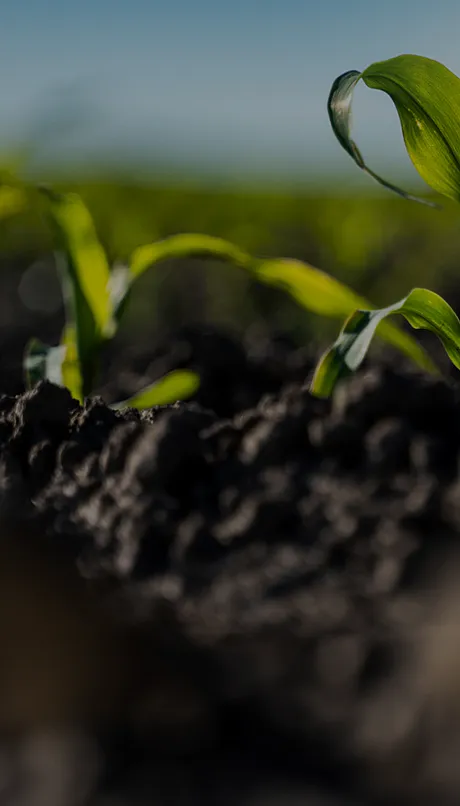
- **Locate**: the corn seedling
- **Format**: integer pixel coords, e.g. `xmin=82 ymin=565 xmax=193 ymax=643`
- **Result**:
xmin=18 ymin=54 xmax=460 ymax=407
xmin=24 ymin=189 xmax=200 ymax=409
xmin=313 ymin=54 xmax=460 ymax=396
xmin=21 ymin=186 xmax=435 ymax=409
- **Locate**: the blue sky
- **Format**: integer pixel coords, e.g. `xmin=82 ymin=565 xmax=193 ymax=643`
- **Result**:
xmin=3 ymin=0 xmax=460 ymax=182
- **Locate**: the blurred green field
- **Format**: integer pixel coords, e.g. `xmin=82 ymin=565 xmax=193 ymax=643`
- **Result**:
xmin=3 ymin=174 xmax=460 ymax=349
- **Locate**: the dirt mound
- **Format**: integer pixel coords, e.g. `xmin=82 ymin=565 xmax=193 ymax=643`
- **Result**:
xmin=1 ymin=330 xmax=460 ymax=804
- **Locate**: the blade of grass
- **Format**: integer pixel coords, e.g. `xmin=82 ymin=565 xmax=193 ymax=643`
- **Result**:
xmin=311 ymin=288 xmax=460 ymax=397
xmin=111 ymin=369 xmax=200 ymax=410
xmin=328 ymin=54 xmax=460 ymax=204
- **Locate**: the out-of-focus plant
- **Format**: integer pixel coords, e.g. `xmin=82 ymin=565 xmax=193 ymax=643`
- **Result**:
xmin=22 ymin=188 xmax=434 ymax=408
xmin=14 ymin=53 xmax=460 ymax=406
xmin=24 ymin=190 xmax=200 ymax=408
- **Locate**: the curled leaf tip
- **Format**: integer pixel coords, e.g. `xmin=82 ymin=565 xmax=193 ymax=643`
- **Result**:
xmin=327 ymin=70 xmax=365 ymax=168
xmin=310 ymin=286 xmax=460 ymax=398
xmin=327 ymin=54 xmax=460 ymax=206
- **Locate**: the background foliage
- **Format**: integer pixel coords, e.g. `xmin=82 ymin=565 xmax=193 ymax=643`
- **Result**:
xmin=3 ymin=176 xmax=460 ymax=339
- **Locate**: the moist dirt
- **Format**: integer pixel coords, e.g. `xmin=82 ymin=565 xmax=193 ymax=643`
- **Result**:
xmin=1 ymin=327 xmax=460 ymax=805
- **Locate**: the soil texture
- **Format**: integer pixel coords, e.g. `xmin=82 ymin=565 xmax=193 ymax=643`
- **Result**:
xmin=1 ymin=327 xmax=460 ymax=805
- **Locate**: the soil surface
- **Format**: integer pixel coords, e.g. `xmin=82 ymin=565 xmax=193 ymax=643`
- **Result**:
xmin=1 ymin=326 xmax=460 ymax=804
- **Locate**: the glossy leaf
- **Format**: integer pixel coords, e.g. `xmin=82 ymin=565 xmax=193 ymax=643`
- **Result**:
xmin=311 ymin=288 xmax=460 ymax=397
xmin=251 ymin=257 xmax=435 ymax=372
xmin=111 ymin=370 xmax=200 ymax=410
xmin=328 ymin=54 xmax=460 ymax=204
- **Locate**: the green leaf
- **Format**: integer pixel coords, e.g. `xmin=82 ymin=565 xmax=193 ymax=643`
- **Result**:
xmin=328 ymin=54 xmax=460 ymax=204
xmin=23 ymin=325 xmax=82 ymax=401
xmin=251 ymin=257 xmax=436 ymax=373
xmin=328 ymin=71 xmax=365 ymax=167
xmin=40 ymin=189 xmax=114 ymax=397
xmin=59 ymin=324 xmax=83 ymax=402
xmin=42 ymin=190 xmax=114 ymax=335
xmin=112 ymin=234 xmax=251 ymax=322
xmin=111 ymin=370 xmax=200 ymax=410
xmin=111 ymin=234 xmax=433 ymax=374
xmin=311 ymin=288 xmax=460 ymax=397
xmin=130 ymin=235 xmax=250 ymax=279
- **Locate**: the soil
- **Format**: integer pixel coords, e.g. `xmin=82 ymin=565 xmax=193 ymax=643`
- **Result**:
xmin=2 ymin=325 xmax=460 ymax=804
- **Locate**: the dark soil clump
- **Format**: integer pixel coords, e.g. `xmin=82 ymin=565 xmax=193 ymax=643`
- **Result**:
xmin=1 ymin=329 xmax=460 ymax=804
